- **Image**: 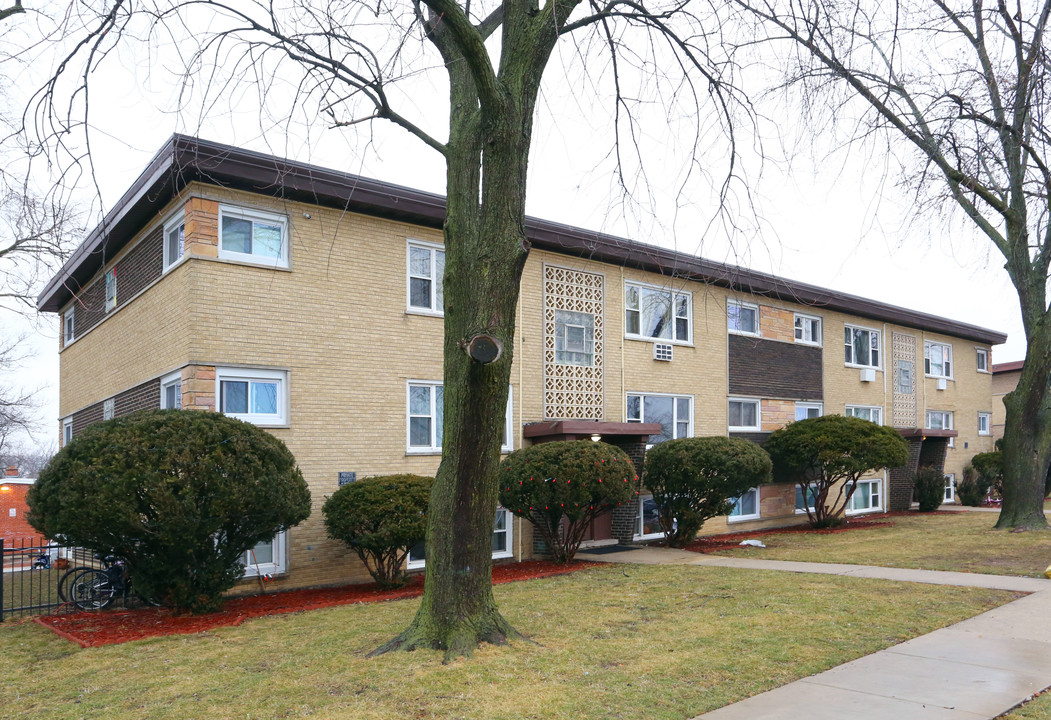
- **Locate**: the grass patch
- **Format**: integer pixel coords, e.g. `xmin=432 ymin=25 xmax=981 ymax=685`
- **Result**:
xmin=0 ymin=563 xmax=1016 ymax=720
xmin=1001 ymin=690 xmax=1051 ymax=719
xmin=710 ymin=511 xmax=1051 ymax=577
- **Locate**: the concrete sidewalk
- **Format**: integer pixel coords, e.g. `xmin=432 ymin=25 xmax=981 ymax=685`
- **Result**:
xmin=579 ymin=546 xmax=1051 ymax=718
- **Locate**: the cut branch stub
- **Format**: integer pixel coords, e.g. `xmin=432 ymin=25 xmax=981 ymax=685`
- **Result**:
xmin=465 ymin=334 xmax=503 ymax=364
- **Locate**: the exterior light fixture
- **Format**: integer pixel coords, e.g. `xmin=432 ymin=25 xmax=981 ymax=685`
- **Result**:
xmin=590 ymin=433 xmax=601 ymax=442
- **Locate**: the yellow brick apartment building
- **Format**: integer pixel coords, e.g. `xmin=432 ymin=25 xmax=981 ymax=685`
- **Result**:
xmin=38 ymin=136 xmax=1006 ymax=591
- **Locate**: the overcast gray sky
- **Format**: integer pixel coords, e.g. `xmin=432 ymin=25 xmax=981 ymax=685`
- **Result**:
xmin=1 ymin=4 xmax=1026 ymax=453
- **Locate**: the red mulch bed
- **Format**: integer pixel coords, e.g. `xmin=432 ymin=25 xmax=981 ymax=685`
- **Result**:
xmin=683 ymin=512 xmax=905 ymax=553
xmin=30 ymin=560 xmax=590 ymax=648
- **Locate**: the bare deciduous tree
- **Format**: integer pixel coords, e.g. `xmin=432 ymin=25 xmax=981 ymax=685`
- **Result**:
xmin=30 ymin=0 xmax=751 ymax=657
xmin=733 ymin=0 xmax=1051 ymax=530
xmin=0 ymin=332 xmax=40 ymax=458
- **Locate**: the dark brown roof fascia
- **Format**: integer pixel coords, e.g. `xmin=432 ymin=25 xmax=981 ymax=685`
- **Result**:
xmin=36 ymin=135 xmax=1009 ymax=346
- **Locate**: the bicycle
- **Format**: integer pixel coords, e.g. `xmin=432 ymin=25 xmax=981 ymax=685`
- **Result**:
xmin=62 ymin=557 xmax=158 ymax=611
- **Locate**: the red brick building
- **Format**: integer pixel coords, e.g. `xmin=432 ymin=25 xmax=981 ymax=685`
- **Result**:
xmin=0 ymin=466 xmax=40 ymax=544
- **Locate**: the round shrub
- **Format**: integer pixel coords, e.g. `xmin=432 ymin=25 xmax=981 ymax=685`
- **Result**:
xmin=323 ymin=474 xmax=432 ymax=588
xmin=644 ymin=436 xmax=772 ymax=547
xmin=499 ymin=441 xmax=637 ymax=563
xmin=913 ymin=465 xmax=945 ymax=512
xmin=765 ymin=415 xmax=909 ymax=528
xmin=955 ymin=465 xmax=985 ymax=506
xmin=27 ymin=410 xmax=311 ymax=614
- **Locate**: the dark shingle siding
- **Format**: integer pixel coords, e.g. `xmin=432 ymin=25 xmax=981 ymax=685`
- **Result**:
xmin=728 ymin=335 xmax=823 ymax=400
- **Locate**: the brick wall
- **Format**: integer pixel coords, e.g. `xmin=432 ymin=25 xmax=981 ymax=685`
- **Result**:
xmin=888 ymin=437 xmax=923 ymax=511
xmin=114 ymin=377 xmax=161 ymax=417
xmin=607 ymin=437 xmax=646 ymax=543
xmin=728 ymin=335 xmax=823 ymax=400
xmin=0 ymin=483 xmax=40 ymax=543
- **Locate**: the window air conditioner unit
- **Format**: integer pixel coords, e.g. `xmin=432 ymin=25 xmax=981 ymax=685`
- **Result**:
xmin=936 ymin=378 xmax=947 ymax=391
xmin=859 ymin=368 xmax=876 ymax=382
xmin=654 ymin=343 xmax=674 ymax=362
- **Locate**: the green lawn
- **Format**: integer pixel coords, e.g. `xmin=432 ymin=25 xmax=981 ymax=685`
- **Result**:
xmin=0 ymin=564 xmax=1015 ymax=720
xmin=710 ymin=511 xmax=1051 ymax=577
xmin=1003 ymin=692 xmax=1051 ymax=719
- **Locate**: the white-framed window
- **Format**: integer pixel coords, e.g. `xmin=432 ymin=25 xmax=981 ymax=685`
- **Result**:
xmin=795 ymin=483 xmax=818 ymax=514
xmin=976 ymin=348 xmax=989 ymax=372
xmin=626 ymin=393 xmax=692 ymax=445
xmin=407 ymin=382 xmax=513 ymax=454
xmin=978 ymin=412 xmax=991 ymax=436
xmin=555 ymin=310 xmax=595 ymax=366
xmin=848 ymin=477 xmax=882 ymax=513
xmin=164 ymin=216 xmax=186 ymax=271
xmin=944 ymin=474 xmax=956 ymax=503
xmin=728 ymin=398 xmax=761 ymax=432
xmin=845 ymin=405 xmax=883 ymax=424
xmin=408 ymin=507 xmax=512 ymax=569
xmin=103 ymin=398 xmax=114 ymax=421
xmin=218 ymin=205 xmax=288 ymax=267
xmin=242 ymin=532 xmax=287 ymax=577
xmin=104 ymin=269 xmax=117 ymax=312
xmin=216 ymin=368 xmax=288 ymax=426
xmin=62 ymin=417 xmax=73 ymax=447
xmin=924 ymin=342 xmax=953 ymax=379
xmin=727 ymin=300 xmax=759 ymax=336
xmin=625 ymin=282 xmax=691 ymax=343
xmin=160 ymin=370 xmax=182 ymax=409
xmin=795 ymin=402 xmax=823 ymax=421
xmin=845 ymin=325 xmax=880 ymax=368
xmin=926 ymin=410 xmax=954 ymax=447
xmin=406 ymin=240 xmax=445 ymax=315
xmin=635 ymin=494 xmax=664 ymax=540
xmin=729 ymin=488 xmax=760 ymax=521
xmin=63 ymin=308 xmax=75 ymax=345
xmin=794 ymin=314 xmax=821 ymax=345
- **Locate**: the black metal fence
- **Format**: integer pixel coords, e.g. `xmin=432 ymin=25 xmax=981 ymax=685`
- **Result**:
xmin=0 ymin=537 xmax=96 ymax=621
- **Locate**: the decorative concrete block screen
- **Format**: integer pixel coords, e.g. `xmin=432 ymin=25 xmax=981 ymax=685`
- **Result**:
xmin=543 ymin=265 xmax=605 ymax=420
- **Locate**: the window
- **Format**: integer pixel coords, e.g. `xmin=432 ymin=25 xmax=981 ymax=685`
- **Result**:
xmin=635 ymin=495 xmax=664 ymax=540
xmin=896 ymin=360 xmax=914 ymax=395
xmin=976 ymin=348 xmax=989 ymax=372
xmin=103 ymin=398 xmax=114 ymax=421
xmin=844 ymin=325 xmax=880 ymax=368
xmin=242 ymin=533 xmax=286 ymax=577
xmin=924 ymin=342 xmax=953 ymax=378
xmin=727 ymin=300 xmax=759 ymax=335
xmin=218 ymin=205 xmax=288 ymax=266
xmin=729 ymin=488 xmax=760 ymax=521
xmin=104 ymin=269 xmax=116 ymax=312
xmin=62 ymin=417 xmax=72 ymax=447
xmin=407 ymin=382 xmax=513 ymax=453
xmin=626 ymin=393 xmax=692 ymax=445
xmin=795 ymin=484 xmax=818 ymax=514
xmin=926 ymin=410 xmax=954 ymax=447
xmin=728 ymin=398 xmax=761 ymax=431
xmin=845 ymin=405 xmax=882 ymax=424
xmin=849 ymin=478 xmax=882 ymax=513
xmin=795 ymin=403 xmax=823 ymax=421
xmin=978 ymin=412 xmax=991 ymax=436
xmin=408 ymin=507 xmax=512 ymax=569
xmin=216 ymin=368 xmax=288 ymax=425
xmin=161 ymin=371 xmax=182 ymax=409
xmin=63 ymin=308 xmax=75 ymax=345
xmin=407 ymin=241 xmax=445 ymax=314
xmin=625 ymin=283 xmax=691 ymax=343
xmin=164 ymin=217 xmax=185 ymax=270
xmin=794 ymin=314 xmax=821 ymax=345
xmin=944 ymin=474 xmax=956 ymax=503
xmin=555 ymin=310 xmax=595 ymax=366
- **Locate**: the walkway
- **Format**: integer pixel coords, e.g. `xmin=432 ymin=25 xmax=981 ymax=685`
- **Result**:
xmin=579 ymin=546 xmax=1051 ymax=719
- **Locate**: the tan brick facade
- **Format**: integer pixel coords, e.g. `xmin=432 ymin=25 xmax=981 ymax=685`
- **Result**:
xmin=53 ymin=177 xmax=1004 ymax=589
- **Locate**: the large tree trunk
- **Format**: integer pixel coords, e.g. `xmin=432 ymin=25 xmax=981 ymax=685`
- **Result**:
xmin=373 ymin=29 xmax=541 ymax=658
xmin=997 ymin=327 xmax=1051 ymax=530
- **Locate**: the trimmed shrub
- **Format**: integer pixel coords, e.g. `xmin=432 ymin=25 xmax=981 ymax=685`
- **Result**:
xmin=765 ymin=415 xmax=909 ymax=528
xmin=913 ymin=465 xmax=945 ymax=512
xmin=955 ymin=465 xmax=985 ymax=506
xmin=27 ymin=410 xmax=311 ymax=614
xmin=971 ymin=450 xmax=1004 ymax=500
xmin=323 ymin=474 xmax=432 ymax=588
xmin=499 ymin=441 xmax=637 ymax=563
xmin=644 ymin=436 xmax=772 ymax=547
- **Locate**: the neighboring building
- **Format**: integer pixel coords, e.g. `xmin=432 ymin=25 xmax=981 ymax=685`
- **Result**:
xmin=991 ymin=360 xmax=1023 ymax=443
xmin=0 ymin=466 xmax=39 ymax=544
xmin=37 ymin=135 xmax=1006 ymax=591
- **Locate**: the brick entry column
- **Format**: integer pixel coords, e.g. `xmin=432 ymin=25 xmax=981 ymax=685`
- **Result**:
xmin=606 ymin=438 xmax=648 ymax=544
xmin=887 ymin=430 xmax=955 ymax=511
